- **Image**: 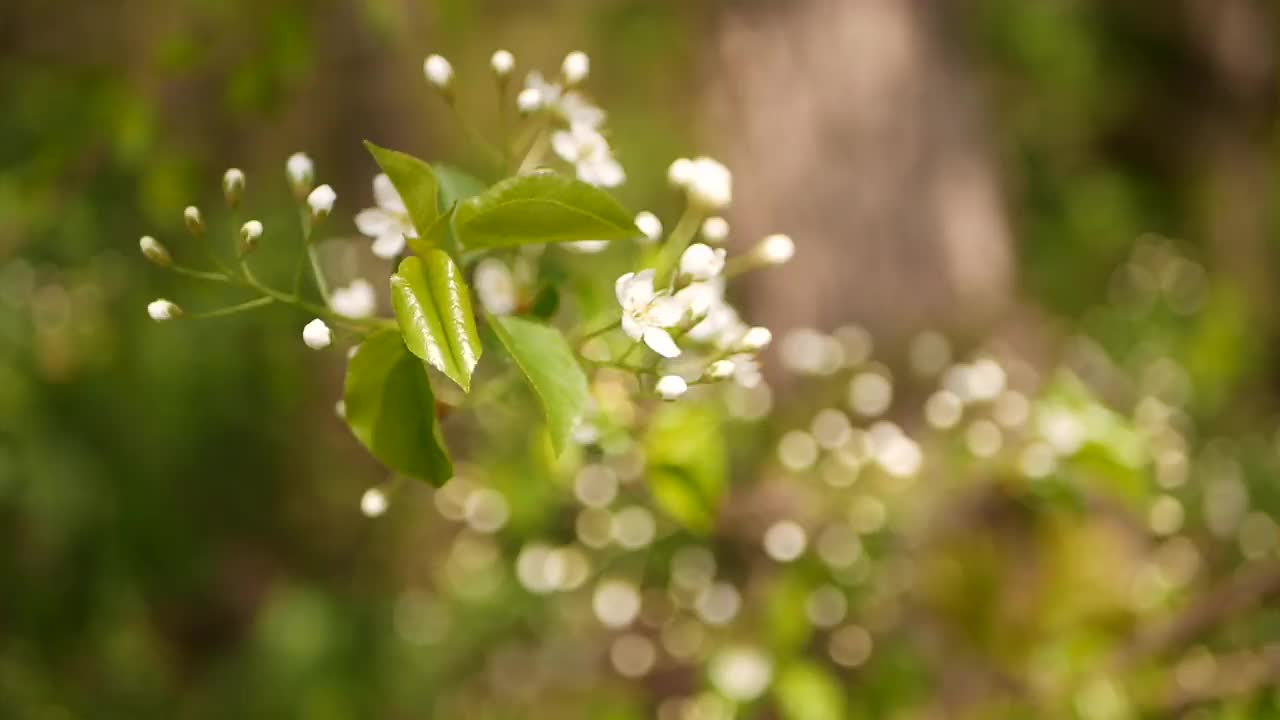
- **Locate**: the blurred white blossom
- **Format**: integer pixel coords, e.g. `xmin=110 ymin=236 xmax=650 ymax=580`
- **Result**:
xmin=356 ymin=174 xmax=417 ymax=259
xmin=616 ymin=269 xmax=683 ymax=358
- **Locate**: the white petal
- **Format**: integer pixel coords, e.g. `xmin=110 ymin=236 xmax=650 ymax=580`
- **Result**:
xmin=355 ymin=208 xmax=395 ymax=237
xmin=551 ymin=130 xmax=579 ymax=162
xmin=373 ymin=174 xmax=407 ymax=214
xmin=621 ymin=314 xmax=644 ymax=342
xmin=648 ymin=296 xmax=686 ymax=328
xmin=615 ymin=272 xmax=636 ymax=306
xmin=643 ymin=328 xmax=681 ymax=358
xmin=372 ymin=233 xmax=406 ymax=259
xmin=625 ymin=269 xmax=656 ymax=307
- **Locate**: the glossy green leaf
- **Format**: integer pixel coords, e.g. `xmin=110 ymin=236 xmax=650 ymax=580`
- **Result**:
xmin=489 ymin=315 xmax=588 ymax=455
xmin=390 ymin=252 xmax=482 ymax=392
xmin=342 ymin=330 xmax=452 ymax=486
xmin=434 ymin=164 xmax=488 ymax=208
xmin=453 ymin=171 xmax=639 ymax=249
xmin=773 ymin=662 xmax=848 ymax=720
xmin=644 ymin=403 xmax=726 ymax=533
xmin=364 ymin=140 xmax=440 ymax=239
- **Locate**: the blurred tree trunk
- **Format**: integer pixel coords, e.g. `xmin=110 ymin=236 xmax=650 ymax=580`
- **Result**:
xmin=708 ymin=0 xmax=1015 ymax=343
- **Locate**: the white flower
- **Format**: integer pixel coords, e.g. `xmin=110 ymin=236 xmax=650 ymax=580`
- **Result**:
xmin=701 ymin=216 xmax=729 ymax=243
xmin=474 ymin=258 xmax=517 ymax=315
xmin=147 ymin=299 xmax=181 ymax=321
xmin=302 ymin=318 xmax=332 ymax=350
xmin=616 ymin=269 xmax=683 ymax=358
xmin=524 ymin=72 xmax=604 ymax=128
xmin=286 ymin=152 xmax=314 ymax=193
xmin=656 ymin=375 xmax=688 ymax=400
xmin=686 ymin=157 xmax=732 ymax=209
xmin=707 ymin=359 xmax=735 ymax=380
xmin=423 ymin=54 xmax=453 ymax=90
xmin=355 ymin=174 xmax=417 ymax=259
xmin=757 ymin=233 xmax=795 ymax=265
xmin=551 ymin=124 xmax=624 ymax=187
xmin=741 ymin=326 xmax=773 ymax=351
xmin=635 ymin=211 xmax=663 ymax=242
xmin=330 ymin=279 xmax=376 ymax=319
xmin=680 ymin=280 xmax=748 ymax=349
xmin=562 ymin=51 xmax=590 ymax=84
xmin=139 ymin=236 xmax=170 ymax=267
xmin=307 ymin=184 xmax=336 ymax=217
xmin=517 ymin=87 xmax=542 ymax=114
xmin=490 ymin=49 xmax=515 ymax=78
xmin=679 ymin=243 xmax=726 ymax=281
xmin=667 ymin=158 xmax=694 ymax=188
xmin=222 ymin=168 xmax=245 ymax=206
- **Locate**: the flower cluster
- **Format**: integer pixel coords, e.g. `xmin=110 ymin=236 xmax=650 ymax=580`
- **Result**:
xmin=137 ymin=49 xmax=796 ymax=492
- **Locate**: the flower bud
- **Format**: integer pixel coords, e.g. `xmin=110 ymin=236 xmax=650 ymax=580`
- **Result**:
xmin=491 ymin=49 xmax=515 ymax=79
xmin=307 ymin=184 xmax=337 ymax=219
xmin=706 ymin=359 xmax=735 ymax=380
xmin=286 ymin=152 xmax=315 ymax=198
xmin=423 ymin=54 xmax=454 ymax=92
xmin=222 ymin=168 xmax=245 ymax=209
xmin=240 ymin=220 xmax=263 ymax=255
xmin=139 ymin=235 xmax=171 ymax=267
xmin=147 ymin=299 xmax=182 ymax=321
xmin=679 ymin=243 xmax=726 ymax=282
xmin=701 ymin=216 xmax=730 ymax=243
xmin=183 ymin=206 xmax=205 ymax=237
xmin=667 ymin=158 xmax=694 ymax=188
xmin=635 ymin=211 xmax=663 ymax=243
xmin=303 ymin=318 xmax=332 ymax=350
xmin=656 ymin=374 xmax=688 ymax=400
xmin=517 ymin=87 xmax=542 ymax=115
xmin=757 ymin=234 xmax=795 ymax=265
xmin=686 ymin=157 xmax=732 ymax=210
xmin=741 ymin=326 xmax=772 ymax=351
xmin=561 ymin=51 xmax=589 ymax=85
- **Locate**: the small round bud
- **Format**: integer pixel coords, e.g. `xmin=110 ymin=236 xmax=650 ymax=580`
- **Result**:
xmin=741 ymin=326 xmax=773 ymax=351
xmin=667 ymin=158 xmax=694 ymax=188
xmin=706 ymin=359 xmax=736 ymax=380
xmin=635 ymin=211 xmax=663 ymax=243
xmin=490 ymin=49 xmax=515 ymax=79
xmin=656 ymin=374 xmax=688 ymax=400
xmin=679 ymin=243 xmax=727 ymax=282
xmin=517 ymin=87 xmax=542 ymax=114
xmin=139 ymin=235 xmax=171 ymax=267
xmin=562 ymin=51 xmax=590 ymax=85
xmin=302 ymin=318 xmax=332 ymax=350
xmin=307 ymin=184 xmax=337 ymax=218
xmin=147 ymin=299 xmax=182 ymax=321
xmin=286 ymin=152 xmax=315 ymax=198
xmin=183 ymin=206 xmax=205 ymax=237
xmin=240 ymin=220 xmax=263 ymax=255
xmin=424 ymin=54 xmax=454 ymax=91
xmin=686 ymin=157 xmax=733 ymax=210
xmin=757 ymin=234 xmax=795 ymax=265
xmin=701 ymin=216 xmax=730 ymax=243
xmin=222 ymin=168 xmax=245 ymax=209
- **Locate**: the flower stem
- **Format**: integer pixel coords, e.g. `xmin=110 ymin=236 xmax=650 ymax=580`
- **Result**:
xmin=188 ymin=296 xmax=276 ymax=319
xmin=654 ymin=205 xmax=703 ymax=288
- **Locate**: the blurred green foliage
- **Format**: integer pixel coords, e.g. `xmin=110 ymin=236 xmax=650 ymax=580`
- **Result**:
xmin=4 ymin=0 xmax=1280 ymax=718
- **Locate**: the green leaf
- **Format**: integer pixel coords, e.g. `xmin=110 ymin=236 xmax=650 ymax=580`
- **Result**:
xmin=343 ymin=330 xmax=452 ymax=486
xmin=364 ymin=140 xmax=440 ymax=239
xmin=773 ymin=662 xmax=848 ymax=720
xmin=390 ymin=252 xmax=482 ymax=392
xmin=433 ymin=165 xmax=488 ymax=208
xmin=644 ymin=403 xmax=726 ymax=533
xmin=453 ymin=171 xmax=639 ymax=249
xmin=488 ymin=315 xmax=588 ymax=455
